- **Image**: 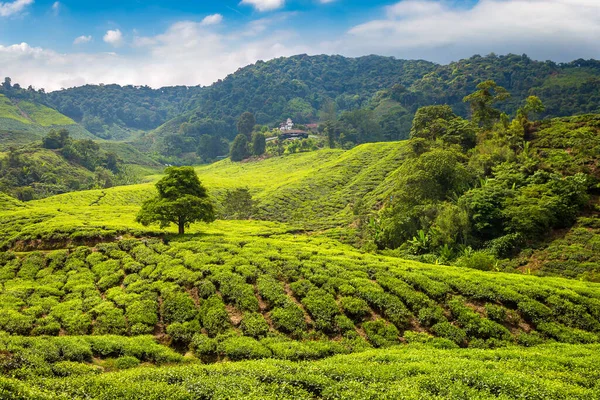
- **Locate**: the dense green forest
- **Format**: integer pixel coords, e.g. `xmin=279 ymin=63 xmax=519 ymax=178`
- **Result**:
xmin=5 ymin=53 xmax=600 ymax=158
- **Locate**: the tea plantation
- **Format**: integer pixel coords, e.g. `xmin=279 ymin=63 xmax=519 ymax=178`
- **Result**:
xmin=1 ymin=139 xmax=600 ymax=398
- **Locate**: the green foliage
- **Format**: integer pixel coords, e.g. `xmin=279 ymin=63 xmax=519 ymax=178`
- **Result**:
xmin=218 ymin=336 xmax=272 ymax=361
xmin=199 ymin=295 xmax=230 ymax=337
xmin=137 ymin=166 xmax=215 ymax=234
xmin=113 ymin=356 xmax=140 ymax=370
xmin=240 ymin=313 xmax=270 ymax=338
xmin=161 ymin=292 xmax=197 ymax=324
xmin=271 ymin=302 xmax=306 ymax=335
xmin=250 ymin=132 xmax=266 ymax=156
xmin=237 ymin=112 xmax=256 ymax=139
xmin=230 ymin=134 xmax=250 ymax=162
xmin=42 ymin=129 xmax=71 ymax=150
xmin=456 ymin=251 xmax=497 ymax=271
xmin=166 ymin=320 xmax=201 ymax=344
xmin=363 ymin=319 xmax=399 ymax=347
xmin=340 ymin=296 xmax=370 ymax=320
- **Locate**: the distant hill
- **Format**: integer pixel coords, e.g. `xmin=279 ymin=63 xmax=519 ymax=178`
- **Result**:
xmin=5 ymin=53 xmax=600 ymax=158
xmin=147 ymin=54 xmax=600 ymax=156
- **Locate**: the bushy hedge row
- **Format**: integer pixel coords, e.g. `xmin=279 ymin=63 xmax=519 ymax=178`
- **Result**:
xmin=2 ymin=344 xmax=600 ymax=399
xmin=0 ymin=234 xmax=599 ymax=355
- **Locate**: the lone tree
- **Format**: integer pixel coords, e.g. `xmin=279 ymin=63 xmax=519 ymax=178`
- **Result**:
xmin=237 ymin=112 xmax=256 ymax=139
xmin=136 ymin=167 xmax=215 ymax=235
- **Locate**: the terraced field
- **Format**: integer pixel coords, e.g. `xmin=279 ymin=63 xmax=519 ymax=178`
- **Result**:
xmin=1 ymin=140 xmax=600 ymax=399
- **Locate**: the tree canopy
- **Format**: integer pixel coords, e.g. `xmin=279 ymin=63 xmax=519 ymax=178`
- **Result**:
xmin=136 ymin=167 xmax=215 ymax=234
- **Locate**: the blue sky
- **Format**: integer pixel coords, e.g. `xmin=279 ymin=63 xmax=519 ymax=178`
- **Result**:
xmin=1 ymin=0 xmax=599 ymax=90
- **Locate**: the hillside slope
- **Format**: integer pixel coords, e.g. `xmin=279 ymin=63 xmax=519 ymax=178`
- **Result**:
xmin=0 ymin=93 xmax=96 ymax=149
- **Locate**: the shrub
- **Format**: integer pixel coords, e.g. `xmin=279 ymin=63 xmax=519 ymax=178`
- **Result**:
xmin=257 ymin=276 xmax=288 ymax=308
xmin=337 ymin=284 xmax=356 ymax=296
xmin=302 ymin=289 xmax=339 ymax=332
xmin=52 ymin=361 xmax=101 ymax=377
xmin=516 ymin=331 xmax=545 ymax=347
xmin=63 ymin=313 xmax=92 ymax=335
xmin=334 ymin=315 xmax=355 ymax=334
xmin=271 ymin=302 xmax=306 ymax=335
xmin=518 ymin=300 xmax=553 ymax=324
xmin=55 ymin=338 xmax=93 ymax=362
xmin=166 ymin=320 xmax=201 ymax=344
xmin=378 ymin=294 xmax=412 ymax=330
xmin=0 ymin=310 xmax=33 ymax=335
xmin=431 ymin=322 xmax=467 ymax=346
xmin=126 ymin=300 xmax=158 ymax=328
xmin=161 ymin=292 xmax=197 ymax=324
xmin=217 ymin=273 xmax=259 ymax=312
xmin=417 ymin=306 xmax=446 ymax=327
xmin=240 ymin=313 xmax=270 ymax=338
xmin=340 ymin=297 xmax=370 ymax=320
xmin=403 ymin=331 xmax=459 ymax=349
xmin=114 ymin=356 xmax=141 ymax=370
xmin=92 ymin=303 xmax=127 ymax=335
xmin=290 ymin=280 xmax=316 ymax=299
xmin=191 ymin=333 xmax=217 ymax=358
xmin=32 ymin=317 xmax=61 ymax=336
xmin=218 ymin=336 xmax=272 ymax=361
xmin=536 ymin=322 xmax=598 ymax=344
xmin=485 ymin=304 xmax=507 ymax=323
xmin=363 ymin=319 xmax=399 ymax=348
xmin=199 ymin=296 xmax=230 ymax=337
xmin=196 ymin=280 xmax=216 ymax=299
xmin=130 ymin=323 xmax=154 ymax=335
xmin=455 ymin=251 xmax=497 ymax=271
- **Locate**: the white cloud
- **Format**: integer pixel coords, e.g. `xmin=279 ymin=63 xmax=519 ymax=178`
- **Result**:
xmin=343 ymin=0 xmax=600 ymax=63
xmin=3 ymin=0 xmax=600 ymax=91
xmin=0 ymin=20 xmax=308 ymax=91
xmin=240 ymin=0 xmax=285 ymax=12
xmin=103 ymin=29 xmax=123 ymax=47
xmin=0 ymin=0 xmax=34 ymax=17
xmin=201 ymin=13 xmax=223 ymax=26
xmin=73 ymin=35 xmax=92 ymax=45
xmin=51 ymin=1 xmax=60 ymax=15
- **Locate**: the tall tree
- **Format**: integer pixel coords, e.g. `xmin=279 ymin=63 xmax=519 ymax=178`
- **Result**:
xmin=237 ymin=112 xmax=256 ymax=139
xmin=230 ymin=134 xmax=250 ymax=162
xmin=136 ymin=167 xmax=215 ymax=235
xmin=250 ymin=132 xmax=266 ymax=156
xmin=463 ymin=80 xmax=510 ymax=129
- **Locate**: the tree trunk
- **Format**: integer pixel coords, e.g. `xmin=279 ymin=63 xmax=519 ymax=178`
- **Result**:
xmin=178 ymin=219 xmax=185 ymax=235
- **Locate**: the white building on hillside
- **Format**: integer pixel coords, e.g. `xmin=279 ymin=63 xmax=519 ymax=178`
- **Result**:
xmin=280 ymin=118 xmax=294 ymax=131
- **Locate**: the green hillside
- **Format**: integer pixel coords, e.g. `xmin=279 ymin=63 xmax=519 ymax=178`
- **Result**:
xmin=0 ymin=210 xmax=600 ymax=398
xmin=2 ymin=87 xmax=600 ymax=398
xmin=0 ymin=94 xmax=31 ymax=124
xmin=17 ymin=101 xmax=76 ymax=127
xmin=1 ymin=137 xmax=600 ymax=398
xmin=0 ymin=94 xmax=99 ymax=149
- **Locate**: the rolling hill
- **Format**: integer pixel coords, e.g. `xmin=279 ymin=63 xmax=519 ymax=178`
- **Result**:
xmin=1 ymin=129 xmax=600 ymax=398
xmin=0 ymin=93 xmax=96 ymax=149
